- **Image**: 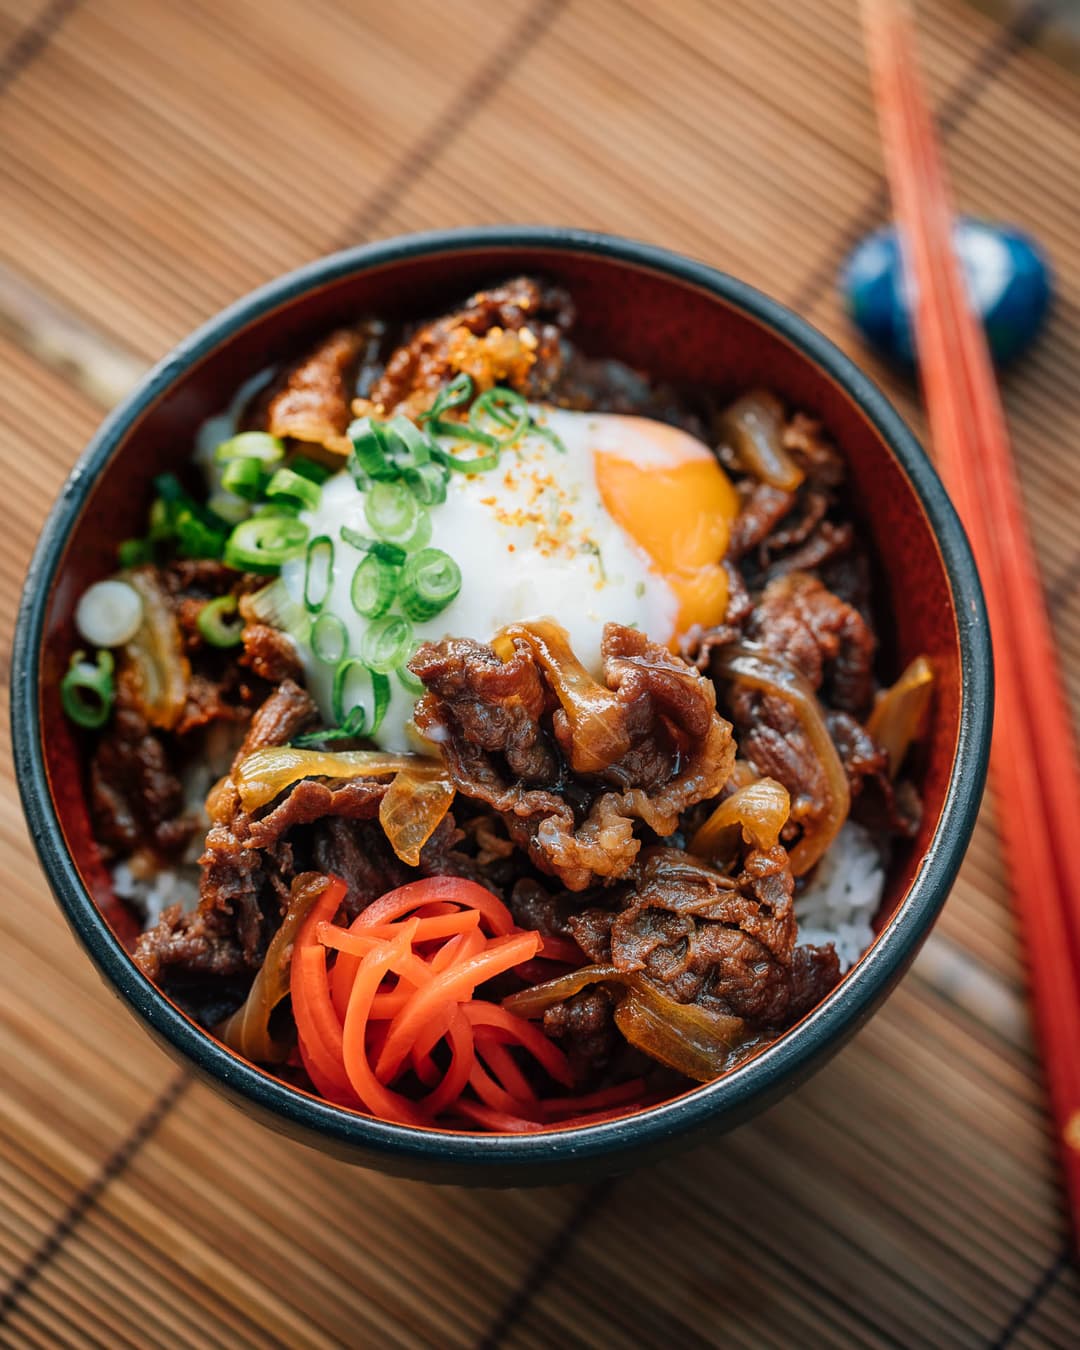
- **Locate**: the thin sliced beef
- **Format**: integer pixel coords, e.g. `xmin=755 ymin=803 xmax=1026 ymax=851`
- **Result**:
xmin=746 ymin=571 xmax=875 ymax=712
xmin=135 ymin=679 xmax=482 ymax=987
xmin=363 ymin=277 xmax=574 ymax=419
xmin=542 ymin=986 xmax=621 ymax=1081
xmin=245 ymin=777 xmax=386 ymax=849
xmin=92 ymin=562 xmax=277 ymax=858
xmin=411 ymin=622 xmax=735 ymax=891
xmin=90 ymin=665 xmax=190 ymax=859
xmin=549 ymin=349 xmax=706 ymax=436
xmin=782 ymin=412 xmax=846 ymax=489
xmin=570 ymin=846 xmax=840 ymax=1027
xmin=727 ymin=482 xmax=798 ymax=561
xmin=828 ymin=710 xmax=920 ymax=837
xmin=135 ymin=680 xmax=317 ymax=983
xmin=310 ymin=818 xmax=411 ymax=921
xmin=239 ymin=622 xmax=303 ymax=685
xmin=256 ymin=326 xmax=372 ymax=453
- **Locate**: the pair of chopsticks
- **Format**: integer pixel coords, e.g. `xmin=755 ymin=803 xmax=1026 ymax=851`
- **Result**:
xmin=861 ymin=0 xmax=1080 ymax=1251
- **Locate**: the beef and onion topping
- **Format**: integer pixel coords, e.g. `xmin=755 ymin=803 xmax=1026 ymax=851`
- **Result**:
xmin=62 ymin=278 xmax=933 ymax=1130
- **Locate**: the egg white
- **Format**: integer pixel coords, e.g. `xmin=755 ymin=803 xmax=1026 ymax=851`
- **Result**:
xmin=280 ymin=407 xmax=690 ymax=751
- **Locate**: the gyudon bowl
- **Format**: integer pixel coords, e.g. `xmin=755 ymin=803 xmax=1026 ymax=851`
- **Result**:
xmin=12 ymin=228 xmax=991 ymax=1184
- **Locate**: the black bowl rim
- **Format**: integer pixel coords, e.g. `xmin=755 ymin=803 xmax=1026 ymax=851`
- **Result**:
xmin=11 ymin=225 xmax=992 ymax=1171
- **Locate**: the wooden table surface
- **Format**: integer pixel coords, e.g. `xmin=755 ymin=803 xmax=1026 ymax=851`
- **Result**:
xmin=1 ymin=0 xmax=1078 ymax=1345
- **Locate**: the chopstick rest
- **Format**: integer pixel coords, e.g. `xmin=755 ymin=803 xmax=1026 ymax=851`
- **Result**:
xmin=841 ymin=217 xmax=1052 ymax=367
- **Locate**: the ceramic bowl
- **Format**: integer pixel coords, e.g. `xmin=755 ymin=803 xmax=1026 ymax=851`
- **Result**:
xmin=11 ymin=227 xmax=992 ymax=1184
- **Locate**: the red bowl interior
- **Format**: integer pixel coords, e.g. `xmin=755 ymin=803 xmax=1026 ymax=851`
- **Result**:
xmin=39 ymin=243 xmax=961 ymax=1086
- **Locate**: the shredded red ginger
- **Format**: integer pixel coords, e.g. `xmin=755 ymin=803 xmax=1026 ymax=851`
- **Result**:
xmin=288 ymin=875 xmax=646 ymax=1131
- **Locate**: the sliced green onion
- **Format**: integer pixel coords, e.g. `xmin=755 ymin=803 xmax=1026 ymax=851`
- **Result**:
xmin=289 ymin=456 xmax=332 ymax=485
xmin=148 ymin=497 xmax=173 ymax=543
xmin=401 ymin=510 xmax=432 ymax=553
xmin=470 ymin=387 xmax=529 ymax=444
xmin=245 ymin=578 xmax=310 ymax=640
xmin=311 ymin=612 xmax=348 ymax=665
xmin=175 ymin=511 xmax=228 ymax=560
xmin=339 ymin=526 xmax=407 ymax=566
xmin=221 ymin=456 xmax=266 ymax=500
xmin=214 ymin=431 xmax=284 ymax=465
xmin=530 ymin=417 xmax=568 ymax=454
xmin=151 ymin=473 xmax=229 ymax=559
xmin=364 ymin=480 xmax=424 ymax=543
xmin=292 ymin=706 xmax=369 ymax=747
xmin=383 ymin=415 xmax=432 ymax=468
xmin=197 ymin=594 xmax=244 ymax=647
xmin=348 ymin=417 xmax=398 ymax=482
xmin=361 ymin=614 xmax=414 ymax=675
xmin=402 ymin=460 xmax=449 ymax=506
xmin=303 ymin=536 xmax=334 ymax=613
xmin=207 ymin=490 xmax=251 ymax=525
xmin=420 ymin=372 xmax=474 ymax=425
xmin=117 ymin=538 xmax=151 ymax=568
xmin=253 ymin=499 xmax=301 ymax=519
xmin=224 ymin=515 xmax=308 ymax=573
xmin=61 ymin=649 xmax=115 ymax=729
xmin=398 ymin=548 xmax=462 ymax=622
xmin=432 ymin=442 xmax=501 ymax=475
xmin=76 ymin=580 xmax=143 ymax=648
xmin=351 ymin=552 xmax=400 ymax=619
xmin=266 ymin=467 xmax=322 ymax=512
xmin=397 ymin=660 xmax=426 ymax=696
xmin=152 ymin=472 xmax=186 ymax=505
xmin=332 ymin=657 xmax=391 ymax=734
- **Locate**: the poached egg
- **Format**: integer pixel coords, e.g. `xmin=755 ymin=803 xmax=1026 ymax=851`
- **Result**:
xmin=280 ymin=406 xmax=737 ymax=750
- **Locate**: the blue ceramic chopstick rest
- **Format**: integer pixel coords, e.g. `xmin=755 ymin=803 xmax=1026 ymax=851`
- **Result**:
xmin=840 ymin=217 xmax=1052 ymax=367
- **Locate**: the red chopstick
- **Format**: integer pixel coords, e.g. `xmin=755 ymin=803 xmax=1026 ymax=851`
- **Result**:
xmin=861 ymin=0 xmax=1080 ymax=1252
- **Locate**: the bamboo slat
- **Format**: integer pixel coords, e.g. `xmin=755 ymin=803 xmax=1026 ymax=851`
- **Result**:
xmin=1 ymin=0 xmax=1079 ymax=1344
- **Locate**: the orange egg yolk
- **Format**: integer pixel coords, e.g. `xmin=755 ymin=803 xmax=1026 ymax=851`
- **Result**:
xmin=594 ymin=422 xmax=739 ymax=639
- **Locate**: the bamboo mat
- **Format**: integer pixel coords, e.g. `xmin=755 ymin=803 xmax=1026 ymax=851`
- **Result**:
xmin=0 ymin=0 xmax=1078 ymax=1344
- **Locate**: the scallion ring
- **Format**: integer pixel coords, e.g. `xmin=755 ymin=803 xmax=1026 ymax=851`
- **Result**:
xmin=220 ymin=455 xmax=266 ymax=500
xmin=397 ymin=661 xmax=426 ymax=696
xmin=311 ymin=612 xmax=348 ymax=665
xmin=360 ymin=614 xmax=415 ymax=675
xmin=60 ymin=649 xmax=115 ymax=729
xmin=332 ymin=657 xmax=391 ymax=734
xmin=266 ymin=467 xmax=322 ymax=512
xmin=348 ymin=417 xmax=398 ymax=482
xmin=432 ymin=442 xmax=501 ymax=475
xmin=470 ymin=387 xmax=529 ymax=444
xmin=197 ymin=594 xmax=244 ymax=647
xmin=289 ymin=456 xmax=332 ymax=485
xmin=253 ymin=500 xmax=301 ymax=519
xmin=214 ymin=431 xmax=285 ymax=465
xmin=340 ymin=527 xmax=408 ymax=566
xmin=364 ymin=480 xmax=425 ymax=543
xmin=304 ymin=536 xmax=335 ymax=613
xmin=402 ymin=460 xmax=449 ymax=506
xmin=531 ymin=419 xmax=568 ymax=454
xmin=398 ymin=548 xmax=462 ymax=622
xmin=224 ymin=515 xmax=308 ymax=573
xmin=292 ymin=706 xmax=369 ymax=747
xmin=351 ymin=552 xmax=400 ymax=620
xmin=117 ymin=538 xmax=151 ymax=568
xmin=382 ymin=415 xmax=432 ymax=468
xmin=175 ymin=510 xmax=228 ymax=561
xmin=206 ymin=490 xmax=251 ymax=525
xmin=401 ymin=510 xmax=432 ymax=553
xmin=419 ymin=372 xmax=474 ymax=425
xmin=75 ymin=579 xmax=143 ymax=648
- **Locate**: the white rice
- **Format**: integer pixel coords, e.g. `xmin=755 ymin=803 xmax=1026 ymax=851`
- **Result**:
xmin=795 ymin=820 xmax=886 ymax=971
xmin=112 ymin=858 xmax=199 ymax=929
xmin=111 ymin=727 xmax=236 ymax=928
